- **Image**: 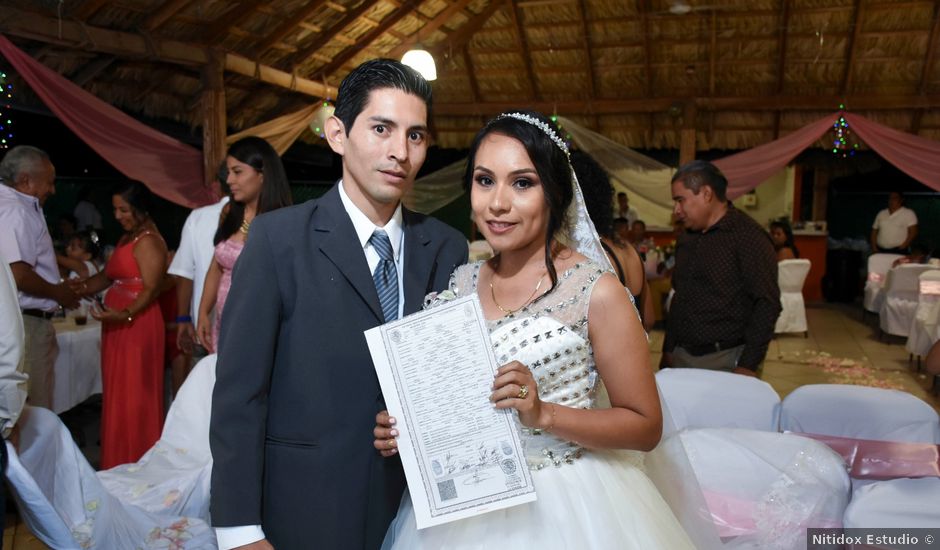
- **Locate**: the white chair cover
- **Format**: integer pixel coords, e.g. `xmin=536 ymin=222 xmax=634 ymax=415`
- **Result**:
xmin=863 ymin=253 xmax=904 ymax=313
xmin=879 ymin=265 xmax=938 ymax=337
xmin=779 ymin=384 xmax=940 ymax=444
xmin=774 ymin=259 xmax=811 ymax=334
xmin=905 ymin=270 xmax=940 ymax=357
xmin=3 ymin=355 xmax=219 ymax=549
xmin=656 ymin=369 xmax=781 ymax=431
xmin=676 ymin=428 xmax=850 ymax=549
xmin=843 ymin=477 xmax=940 ymax=529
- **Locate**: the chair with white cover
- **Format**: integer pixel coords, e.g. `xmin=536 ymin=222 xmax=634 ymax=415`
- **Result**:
xmin=843 ymin=478 xmax=940 ymax=530
xmin=879 ymin=265 xmax=938 ymax=337
xmin=780 ymin=384 xmax=940 ymax=534
xmin=905 ymin=269 xmax=940 ymax=361
xmin=774 ymin=259 xmax=811 ymax=336
xmin=779 ymin=384 xmax=940 ymax=443
xmin=672 ymin=428 xmax=850 ymax=549
xmin=3 ymin=355 xmax=219 ymax=549
xmin=656 ymin=369 xmax=781 ymax=431
xmin=863 ymin=253 xmax=904 ymax=315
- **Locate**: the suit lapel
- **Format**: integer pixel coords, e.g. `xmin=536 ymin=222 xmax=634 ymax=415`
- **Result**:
xmin=402 ymin=209 xmax=435 ymax=315
xmin=314 ymin=186 xmax=384 ymax=322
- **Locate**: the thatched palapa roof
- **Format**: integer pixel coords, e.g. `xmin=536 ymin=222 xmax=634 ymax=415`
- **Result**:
xmin=1 ymin=0 xmax=939 ymax=152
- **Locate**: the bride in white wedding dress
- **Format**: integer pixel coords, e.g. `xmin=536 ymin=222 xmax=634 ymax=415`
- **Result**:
xmin=374 ymin=111 xmax=700 ymax=549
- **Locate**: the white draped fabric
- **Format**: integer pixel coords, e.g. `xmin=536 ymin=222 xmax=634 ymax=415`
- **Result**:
xmin=4 ymin=357 xmax=219 ymax=549
xmin=403 ymin=117 xmax=674 ymax=224
xmin=678 ymin=428 xmax=850 ymax=549
xmin=51 ymin=318 xmax=102 ymax=414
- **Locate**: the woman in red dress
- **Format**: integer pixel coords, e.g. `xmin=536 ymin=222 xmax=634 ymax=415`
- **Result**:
xmin=78 ymin=181 xmax=168 ymax=469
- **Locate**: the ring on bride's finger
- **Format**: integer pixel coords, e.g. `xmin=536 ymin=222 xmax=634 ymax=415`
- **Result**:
xmin=517 ymin=384 xmax=529 ymax=399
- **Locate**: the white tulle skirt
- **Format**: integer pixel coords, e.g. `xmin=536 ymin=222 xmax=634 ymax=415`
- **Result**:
xmin=381 ymin=449 xmax=696 ymax=550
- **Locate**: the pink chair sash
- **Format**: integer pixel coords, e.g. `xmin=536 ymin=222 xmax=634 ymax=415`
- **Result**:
xmin=794 ymin=432 xmax=940 ymax=480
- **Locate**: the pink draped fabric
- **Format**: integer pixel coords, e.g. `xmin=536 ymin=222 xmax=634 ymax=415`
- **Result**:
xmin=845 ymin=112 xmax=940 ymax=192
xmin=715 ymin=114 xmax=839 ymax=199
xmin=0 ymin=34 xmax=215 ymax=208
xmin=714 ymin=112 xmax=940 ymax=199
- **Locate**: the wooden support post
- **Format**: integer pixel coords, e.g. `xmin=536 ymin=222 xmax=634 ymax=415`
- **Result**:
xmin=201 ymin=50 xmax=226 ymax=197
xmin=679 ymin=101 xmax=697 ymax=165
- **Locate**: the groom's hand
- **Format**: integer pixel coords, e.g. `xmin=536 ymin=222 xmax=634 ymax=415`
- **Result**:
xmin=374 ymin=410 xmax=399 ymax=457
xmin=234 ymin=540 xmax=274 ymax=550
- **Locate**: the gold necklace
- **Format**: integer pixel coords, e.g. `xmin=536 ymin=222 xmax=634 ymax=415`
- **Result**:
xmin=239 ymin=218 xmax=251 ymax=235
xmin=490 ymin=273 xmax=545 ymax=316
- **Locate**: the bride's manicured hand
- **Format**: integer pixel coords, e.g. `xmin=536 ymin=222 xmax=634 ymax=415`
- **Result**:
xmin=374 ymin=410 xmax=399 ymax=457
xmin=491 ymin=361 xmax=550 ymax=429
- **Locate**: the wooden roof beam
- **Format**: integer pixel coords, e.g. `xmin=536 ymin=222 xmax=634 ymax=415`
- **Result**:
xmin=207 ymin=0 xmax=268 ymax=44
xmin=289 ymin=0 xmax=383 ymax=70
xmin=72 ymin=0 xmax=109 ymax=20
xmin=461 ymin=46 xmax=482 ymax=104
xmin=840 ymin=0 xmax=863 ymax=95
xmin=508 ymin=1 xmax=540 ymax=100
xmin=311 ymin=3 xmax=416 ymax=79
xmin=256 ymin=0 xmax=326 ymax=57
xmin=918 ymin=0 xmax=940 ymax=94
xmin=429 ymin=1 xmax=506 ymax=56
xmin=638 ymin=0 xmax=654 ymax=98
xmin=433 ymin=93 xmax=940 ymax=116
xmin=0 ymin=6 xmax=337 ymax=97
xmin=69 ymin=55 xmax=116 ymax=87
xmin=574 ymin=0 xmax=597 ymax=99
xmin=386 ymin=0 xmax=477 ymax=60
xmin=142 ymin=0 xmax=196 ymax=31
xmin=773 ymin=0 xmax=792 ymax=138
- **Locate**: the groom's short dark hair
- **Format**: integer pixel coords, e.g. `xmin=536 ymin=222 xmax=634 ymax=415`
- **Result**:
xmin=333 ymin=58 xmax=433 ymax=135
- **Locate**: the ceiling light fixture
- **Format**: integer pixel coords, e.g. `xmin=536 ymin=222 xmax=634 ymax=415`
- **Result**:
xmin=401 ymin=47 xmax=437 ymax=81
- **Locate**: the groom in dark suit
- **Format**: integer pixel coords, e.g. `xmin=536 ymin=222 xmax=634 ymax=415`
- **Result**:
xmin=209 ymin=59 xmax=468 ymax=550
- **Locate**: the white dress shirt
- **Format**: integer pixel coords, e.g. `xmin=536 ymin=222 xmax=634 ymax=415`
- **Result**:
xmin=0 ymin=184 xmax=60 ymax=311
xmin=0 ymin=259 xmax=28 ymax=438
xmin=215 ymin=182 xmax=404 ymax=549
xmin=872 ymin=206 xmax=917 ymax=249
xmin=167 ymin=196 xmax=229 ymax=328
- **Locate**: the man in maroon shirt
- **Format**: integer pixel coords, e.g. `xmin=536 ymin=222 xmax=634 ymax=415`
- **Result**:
xmin=662 ymin=160 xmax=780 ymax=376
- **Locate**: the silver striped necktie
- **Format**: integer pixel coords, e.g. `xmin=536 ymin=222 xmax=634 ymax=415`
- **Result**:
xmin=370 ymin=229 xmax=399 ymax=322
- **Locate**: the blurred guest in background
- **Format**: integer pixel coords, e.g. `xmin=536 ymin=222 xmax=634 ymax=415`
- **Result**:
xmin=76 ymin=181 xmax=168 ymax=469
xmin=0 ymin=145 xmax=79 ymax=409
xmin=196 ymin=137 xmax=292 ymax=354
xmin=769 ymin=219 xmax=799 ymax=261
xmin=871 ymin=191 xmax=918 ymax=254
xmin=73 ymin=187 xmax=103 ymax=231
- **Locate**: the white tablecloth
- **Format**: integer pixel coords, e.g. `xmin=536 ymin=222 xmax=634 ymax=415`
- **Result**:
xmin=52 ymin=318 xmax=102 ymax=414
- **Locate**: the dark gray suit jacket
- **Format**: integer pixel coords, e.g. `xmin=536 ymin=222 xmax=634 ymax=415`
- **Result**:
xmin=209 ymin=185 xmax=468 ymax=550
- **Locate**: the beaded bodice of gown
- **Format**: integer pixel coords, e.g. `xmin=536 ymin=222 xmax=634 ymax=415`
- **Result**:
xmin=447 ymin=260 xmax=607 ymax=470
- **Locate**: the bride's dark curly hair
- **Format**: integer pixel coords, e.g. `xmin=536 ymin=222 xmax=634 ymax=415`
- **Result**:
xmin=464 ymin=110 xmax=573 ymax=292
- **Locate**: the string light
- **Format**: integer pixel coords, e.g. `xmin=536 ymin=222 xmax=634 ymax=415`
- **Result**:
xmin=0 ymin=70 xmax=11 ymax=149
xmin=830 ymin=106 xmax=859 ymax=158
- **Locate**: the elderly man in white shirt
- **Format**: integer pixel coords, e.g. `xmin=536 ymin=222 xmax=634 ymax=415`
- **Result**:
xmin=0 ymin=146 xmax=80 ymax=409
xmin=871 ymin=191 xmax=918 ymax=254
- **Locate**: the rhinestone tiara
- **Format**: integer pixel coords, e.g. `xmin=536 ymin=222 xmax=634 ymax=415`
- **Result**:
xmin=496 ymin=112 xmax=570 ymax=158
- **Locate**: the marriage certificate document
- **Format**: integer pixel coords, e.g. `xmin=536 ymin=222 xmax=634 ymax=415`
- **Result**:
xmin=365 ymin=294 xmax=536 ymax=529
